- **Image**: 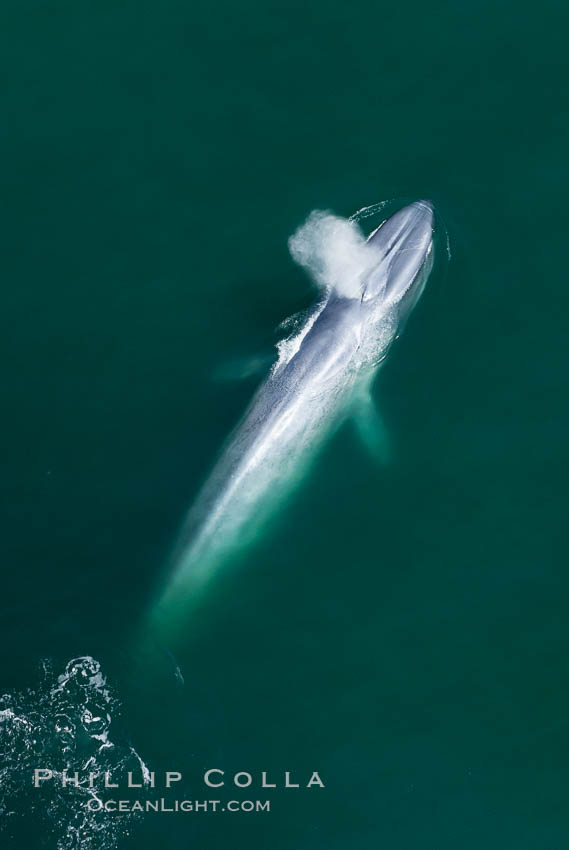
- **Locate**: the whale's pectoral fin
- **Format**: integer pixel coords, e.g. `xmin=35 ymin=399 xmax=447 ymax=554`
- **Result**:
xmin=352 ymin=391 xmax=391 ymax=464
xmin=212 ymin=353 xmax=275 ymax=382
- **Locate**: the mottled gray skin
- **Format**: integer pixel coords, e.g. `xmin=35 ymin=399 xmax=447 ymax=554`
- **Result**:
xmin=162 ymin=201 xmax=435 ymax=600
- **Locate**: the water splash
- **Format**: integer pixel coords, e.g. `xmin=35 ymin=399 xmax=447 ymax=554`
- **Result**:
xmin=273 ymin=299 xmax=326 ymax=374
xmin=349 ymin=200 xmax=391 ymax=224
xmin=0 ymin=657 xmax=149 ymax=849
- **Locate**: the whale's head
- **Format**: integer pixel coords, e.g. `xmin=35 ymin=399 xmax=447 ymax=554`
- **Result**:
xmin=286 ymin=200 xmax=435 ymax=373
xmin=343 ymin=200 xmax=435 ymax=369
xmin=363 ymin=200 xmax=434 ymax=318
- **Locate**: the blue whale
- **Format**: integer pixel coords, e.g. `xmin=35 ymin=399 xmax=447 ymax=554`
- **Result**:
xmin=156 ymin=201 xmax=435 ymax=616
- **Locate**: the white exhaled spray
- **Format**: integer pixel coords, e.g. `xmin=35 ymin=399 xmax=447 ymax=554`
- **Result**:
xmin=288 ymin=210 xmax=384 ymax=299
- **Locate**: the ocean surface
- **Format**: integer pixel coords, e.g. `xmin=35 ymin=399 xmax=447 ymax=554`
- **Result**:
xmin=1 ymin=1 xmax=569 ymax=847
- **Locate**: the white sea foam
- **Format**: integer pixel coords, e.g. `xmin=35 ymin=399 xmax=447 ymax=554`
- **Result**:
xmin=0 ymin=657 xmax=150 ymax=850
xmin=273 ymin=300 xmax=326 ymax=373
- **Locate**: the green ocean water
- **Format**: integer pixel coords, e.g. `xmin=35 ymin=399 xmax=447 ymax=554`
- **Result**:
xmin=1 ymin=0 xmax=569 ymax=847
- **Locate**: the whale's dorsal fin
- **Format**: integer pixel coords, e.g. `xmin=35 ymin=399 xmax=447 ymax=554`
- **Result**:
xmin=352 ymin=387 xmax=391 ymax=464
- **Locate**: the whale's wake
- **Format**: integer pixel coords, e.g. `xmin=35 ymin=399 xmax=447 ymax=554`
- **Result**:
xmin=0 ymin=657 xmax=150 ymax=849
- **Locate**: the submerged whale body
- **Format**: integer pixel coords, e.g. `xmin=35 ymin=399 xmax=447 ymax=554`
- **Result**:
xmin=156 ymin=201 xmax=435 ymax=617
